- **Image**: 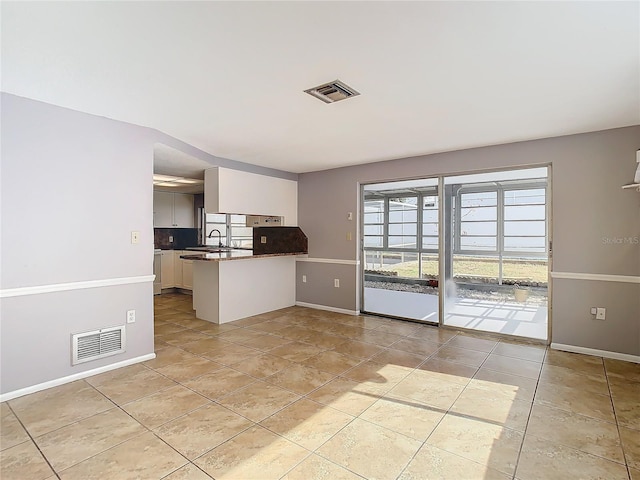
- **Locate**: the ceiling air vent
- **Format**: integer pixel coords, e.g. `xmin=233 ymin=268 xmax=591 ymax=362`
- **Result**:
xmin=71 ymin=325 xmax=126 ymax=365
xmin=304 ymin=80 xmax=360 ymax=104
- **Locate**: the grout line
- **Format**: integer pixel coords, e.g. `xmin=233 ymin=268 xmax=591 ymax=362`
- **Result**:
xmin=4 ymin=403 xmax=63 ymax=480
xmin=603 ymin=361 xmax=633 ymax=479
xmin=511 ymin=358 xmax=543 ymax=480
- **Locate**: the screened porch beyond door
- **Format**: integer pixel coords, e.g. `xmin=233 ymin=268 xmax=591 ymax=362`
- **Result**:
xmin=362 ymin=167 xmax=549 ymax=342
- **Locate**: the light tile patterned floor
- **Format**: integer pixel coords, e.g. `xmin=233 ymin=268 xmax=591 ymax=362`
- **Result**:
xmin=1 ymin=292 xmax=639 ymax=480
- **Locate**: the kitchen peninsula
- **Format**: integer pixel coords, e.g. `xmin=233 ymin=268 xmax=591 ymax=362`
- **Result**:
xmin=182 ymin=227 xmax=308 ymax=324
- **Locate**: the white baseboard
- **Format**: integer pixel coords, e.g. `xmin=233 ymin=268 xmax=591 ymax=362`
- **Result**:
xmin=551 ymin=343 xmax=640 ymax=364
xmin=0 ymin=353 xmax=156 ymax=402
xmin=296 ymin=301 xmax=360 ymax=316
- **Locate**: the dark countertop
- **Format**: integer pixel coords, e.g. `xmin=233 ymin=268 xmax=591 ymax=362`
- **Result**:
xmin=180 ymin=251 xmax=307 ymax=262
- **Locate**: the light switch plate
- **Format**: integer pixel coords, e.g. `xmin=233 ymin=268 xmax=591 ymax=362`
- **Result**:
xmin=261 ymin=236 xmax=267 ymax=244
xmin=131 ymin=231 xmax=140 ymax=244
xmin=596 ymin=307 xmax=606 ymax=320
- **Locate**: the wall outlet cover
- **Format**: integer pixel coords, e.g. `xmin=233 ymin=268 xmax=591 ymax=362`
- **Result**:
xmin=126 ymin=309 xmax=136 ymax=323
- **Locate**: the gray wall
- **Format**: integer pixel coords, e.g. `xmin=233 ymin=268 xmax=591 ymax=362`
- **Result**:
xmin=0 ymin=93 xmax=296 ymax=395
xmin=297 ymin=126 xmax=640 ymax=355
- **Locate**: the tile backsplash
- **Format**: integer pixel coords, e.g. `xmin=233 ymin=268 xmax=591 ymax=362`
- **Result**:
xmin=252 ymin=227 xmax=308 ymax=255
xmin=154 ymin=228 xmax=199 ymax=249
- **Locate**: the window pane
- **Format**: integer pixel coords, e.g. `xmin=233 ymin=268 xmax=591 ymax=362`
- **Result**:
xmin=423 ymin=222 xmax=438 ymax=235
xmin=388 ymin=236 xmax=417 ymax=249
xmin=231 ymin=226 xmax=252 ymax=237
xmin=364 ymin=225 xmax=384 ymax=236
xmin=423 ymin=196 xmax=438 ymax=207
xmin=461 ymin=192 xmax=497 ymax=207
xmin=364 ymin=236 xmax=383 ymax=247
xmin=389 ymin=210 xmax=417 ymax=223
xmin=504 ymin=220 xmax=546 ymax=236
xmin=422 ymin=209 xmax=438 ymax=222
xmin=504 ymin=205 xmax=546 ymax=220
xmin=460 ymin=221 xmax=497 ymax=236
xmin=422 ymin=236 xmax=438 ymax=249
xmin=389 ymin=197 xmax=418 ymax=223
xmin=460 ymin=206 xmax=497 ymax=221
xmin=460 ymin=236 xmax=497 ymax=251
xmin=389 ymin=224 xmax=417 ymax=236
xmin=205 ymin=213 xmax=226 ymax=223
xmin=389 ymin=197 xmax=418 ymax=208
xmin=504 ymin=236 xmax=547 ymax=252
xmin=364 ymin=211 xmax=384 ymax=224
xmin=504 ymin=189 xmax=545 ymax=206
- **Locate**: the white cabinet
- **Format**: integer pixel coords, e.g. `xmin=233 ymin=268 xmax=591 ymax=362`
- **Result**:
xmin=205 ymin=167 xmax=297 ymax=225
xmin=153 ymin=192 xmax=174 ymax=228
xmin=168 ymin=250 xmax=193 ymax=291
xmin=154 ymin=192 xmax=195 ymax=228
xmin=160 ymin=250 xmax=175 ymax=288
xmin=174 ymin=251 xmax=183 ymax=288
xmin=173 ymin=194 xmax=195 ymax=227
xmin=182 ymin=259 xmax=194 ymax=289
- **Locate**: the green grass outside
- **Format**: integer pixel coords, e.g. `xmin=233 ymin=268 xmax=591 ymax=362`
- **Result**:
xmin=370 ymin=255 xmax=548 ymax=283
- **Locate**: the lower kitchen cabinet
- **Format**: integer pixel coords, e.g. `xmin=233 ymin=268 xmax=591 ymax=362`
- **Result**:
xmin=174 ymin=251 xmax=183 ymax=287
xmin=160 ymin=250 xmax=175 ymax=288
xmin=160 ymin=250 xmax=193 ymax=291
xmin=182 ymin=259 xmax=193 ymax=289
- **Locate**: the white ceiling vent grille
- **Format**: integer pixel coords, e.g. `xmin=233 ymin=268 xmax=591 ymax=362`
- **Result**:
xmin=304 ymin=80 xmax=360 ymax=104
xmin=71 ymin=325 xmax=126 ymax=365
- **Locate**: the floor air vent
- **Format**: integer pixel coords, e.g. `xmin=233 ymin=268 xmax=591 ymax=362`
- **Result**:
xmin=304 ymin=80 xmax=360 ymax=104
xmin=72 ymin=325 xmax=126 ymax=365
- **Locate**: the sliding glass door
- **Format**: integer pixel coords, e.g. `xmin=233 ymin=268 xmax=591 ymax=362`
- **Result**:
xmin=361 ymin=166 xmax=550 ymax=341
xmin=442 ymin=168 xmax=549 ymax=339
xmin=362 ymin=178 xmax=439 ymax=323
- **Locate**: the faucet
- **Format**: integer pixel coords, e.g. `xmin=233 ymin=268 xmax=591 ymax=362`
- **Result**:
xmin=207 ymin=229 xmax=223 ymax=247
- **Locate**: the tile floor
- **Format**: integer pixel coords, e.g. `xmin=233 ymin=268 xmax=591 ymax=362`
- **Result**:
xmin=1 ymin=292 xmax=639 ymax=480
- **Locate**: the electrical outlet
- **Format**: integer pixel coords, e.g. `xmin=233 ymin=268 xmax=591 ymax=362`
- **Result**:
xmin=347 ymin=212 xmax=353 ymax=220
xmin=346 ymin=232 xmax=352 ymax=241
xmin=334 ymin=279 xmax=340 ymax=288
xmin=596 ymin=307 xmax=606 ymax=320
xmin=131 ymin=231 xmax=140 ymax=244
xmin=302 ymin=275 xmax=307 ymax=283
xmin=261 ymin=236 xmax=267 ymax=244
xmin=127 ymin=309 xmax=136 ymax=323
xmin=169 ymin=235 xmax=174 ymax=243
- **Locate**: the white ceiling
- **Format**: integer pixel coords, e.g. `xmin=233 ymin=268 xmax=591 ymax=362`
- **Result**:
xmin=2 ymin=1 xmax=638 ymax=174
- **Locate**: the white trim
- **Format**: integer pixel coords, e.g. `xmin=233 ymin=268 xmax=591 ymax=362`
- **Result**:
xmin=296 ymin=301 xmax=360 ymax=316
xmin=0 ymin=275 xmax=156 ymax=298
xmin=551 ymin=343 xmax=640 ymax=364
xmin=0 ymin=353 xmax=156 ymax=402
xmin=550 ymin=272 xmax=640 ymax=284
xmin=296 ymin=257 xmax=359 ymax=266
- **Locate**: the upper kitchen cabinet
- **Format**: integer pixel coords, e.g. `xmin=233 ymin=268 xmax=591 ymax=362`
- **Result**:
xmin=205 ymin=167 xmax=297 ymax=225
xmin=153 ymin=191 xmax=195 ymax=228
